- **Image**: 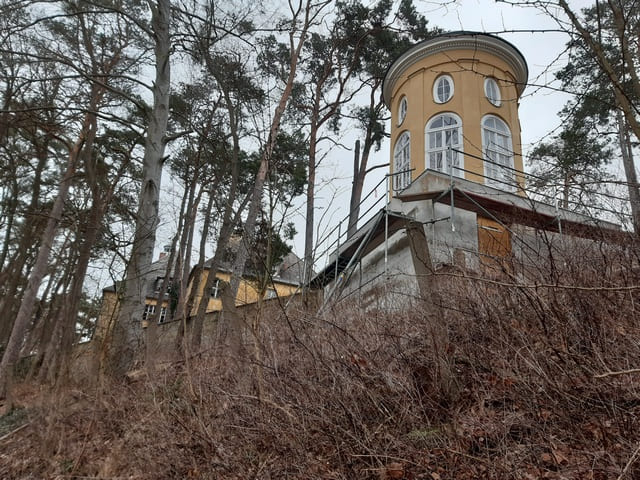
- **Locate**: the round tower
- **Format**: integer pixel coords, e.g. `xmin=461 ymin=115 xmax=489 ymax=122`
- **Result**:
xmin=383 ymin=32 xmax=528 ymax=194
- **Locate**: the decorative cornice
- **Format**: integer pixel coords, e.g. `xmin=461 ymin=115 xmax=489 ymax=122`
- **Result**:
xmin=383 ymin=32 xmax=529 ymax=107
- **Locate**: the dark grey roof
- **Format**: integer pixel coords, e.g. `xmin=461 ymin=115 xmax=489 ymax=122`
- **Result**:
xmin=274 ymin=251 xmax=306 ymax=284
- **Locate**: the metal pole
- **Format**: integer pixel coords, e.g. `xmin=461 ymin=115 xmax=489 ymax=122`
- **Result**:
xmin=555 ymin=188 xmax=562 ymax=235
xmin=449 ymin=146 xmax=455 ymax=233
xmin=335 ymin=223 xmax=341 ymax=280
xmin=384 ymin=174 xmax=390 ymax=278
xmin=384 ymin=207 xmax=389 ymax=278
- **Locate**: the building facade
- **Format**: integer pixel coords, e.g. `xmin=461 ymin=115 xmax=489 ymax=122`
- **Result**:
xmin=385 ymin=32 xmax=528 ymax=194
xmin=96 ymin=252 xmax=302 ymax=343
xmin=312 ymin=32 xmax=622 ymax=309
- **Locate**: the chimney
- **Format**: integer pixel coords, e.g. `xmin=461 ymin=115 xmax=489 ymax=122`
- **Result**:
xmin=158 ymin=244 xmax=170 ymax=261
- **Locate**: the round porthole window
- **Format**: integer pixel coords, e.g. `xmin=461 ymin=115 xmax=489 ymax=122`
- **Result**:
xmin=433 ymin=75 xmax=454 ymax=103
xmin=484 ymin=77 xmax=501 ymax=107
xmin=398 ymin=96 xmax=408 ymax=126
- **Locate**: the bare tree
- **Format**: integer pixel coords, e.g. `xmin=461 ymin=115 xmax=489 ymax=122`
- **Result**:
xmin=227 ymin=0 xmax=330 ymax=306
xmin=345 ymin=0 xmax=438 ymax=238
xmin=500 ymin=0 xmax=640 ymax=230
xmin=109 ymin=0 xmax=172 ymax=376
xmin=0 ymin=0 xmax=141 ymax=394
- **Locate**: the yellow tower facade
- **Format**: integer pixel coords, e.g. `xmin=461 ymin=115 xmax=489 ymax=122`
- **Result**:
xmin=383 ymin=32 xmax=528 ymax=194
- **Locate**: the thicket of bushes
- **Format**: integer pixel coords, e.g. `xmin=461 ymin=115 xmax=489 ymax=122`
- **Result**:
xmin=2 ymin=238 xmax=640 ymax=479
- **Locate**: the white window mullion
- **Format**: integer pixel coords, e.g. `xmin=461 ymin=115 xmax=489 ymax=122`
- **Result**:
xmin=393 ymin=132 xmax=411 ymax=192
xmin=425 ymin=113 xmax=463 ymax=177
xmin=482 ymin=115 xmax=515 ymax=191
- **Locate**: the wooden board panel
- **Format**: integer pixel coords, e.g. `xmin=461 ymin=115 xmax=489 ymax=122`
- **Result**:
xmin=477 ymin=216 xmax=511 ymax=264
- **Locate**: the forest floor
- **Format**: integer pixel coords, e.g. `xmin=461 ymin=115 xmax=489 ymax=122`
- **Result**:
xmin=1 ymin=259 xmax=640 ymax=479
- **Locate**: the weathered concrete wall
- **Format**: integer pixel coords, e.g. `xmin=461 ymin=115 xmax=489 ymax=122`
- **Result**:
xmin=330 ymin=198 xmax=480 ymax=308
xmin=342 ymin=229 xmax=420 ymax=310
xmin=390 ymin=196 xmax=480 ymax=269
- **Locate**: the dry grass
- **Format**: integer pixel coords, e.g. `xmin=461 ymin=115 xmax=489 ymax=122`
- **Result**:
xmin=2 ymin=240 xmax=640 ymax=479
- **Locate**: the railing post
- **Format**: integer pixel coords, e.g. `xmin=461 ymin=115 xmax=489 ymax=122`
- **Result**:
xmin=335 ymin=223 xmax=341 ymax=280
xmin=449 ymin=146 xmax=455 ymax=233
xmin=385 ymin=174 xmax=390 ymax=279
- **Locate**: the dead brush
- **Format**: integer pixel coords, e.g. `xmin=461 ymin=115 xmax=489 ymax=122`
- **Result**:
xmin=2 ymin=240 xmax=640 ymax=479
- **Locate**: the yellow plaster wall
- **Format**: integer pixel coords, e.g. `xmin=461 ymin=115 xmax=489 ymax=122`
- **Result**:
xmin=390 ymin=48 xmax=524 ymax=191
xmin=96 ymin=270 xmax=299 ymax=336
xmin=95 ymin=291 xmax=172 ymax=338
xmin=94 ymin=290 xmax=119 ymax=341
xmin=187 ymin=269 xmax=299 ymax=317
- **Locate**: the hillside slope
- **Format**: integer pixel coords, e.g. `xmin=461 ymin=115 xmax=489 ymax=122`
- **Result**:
xmin=2 ymin=250 xmax=639 ymax=479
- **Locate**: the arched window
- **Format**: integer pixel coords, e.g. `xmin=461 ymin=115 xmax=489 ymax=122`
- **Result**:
xmin=482 ymin=115 xmax=515 ymax=190
xmin=397 ymin=96 xmax=408 ymax=126
xmin=393 ymin=132 xmax=411 ymax=191
xmin=484 ymin=78 xmax=501 ymax=107
xmin=433 ymin=75 xmax=454 ymax=103
xmin=425 ymin=113 xmax=463 ymax=177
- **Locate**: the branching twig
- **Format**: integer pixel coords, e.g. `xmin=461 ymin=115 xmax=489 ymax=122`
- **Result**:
xmin=0 ymin=421 xmax=30 ymax=442
xmin=617 ymin=442 xmax=640 ymax=480
xmin=594 ymin=368 xmax=640 ymax=379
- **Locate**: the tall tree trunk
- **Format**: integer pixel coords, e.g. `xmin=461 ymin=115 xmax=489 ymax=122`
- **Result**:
xmin=562 ymin=172 xmax=570 ymax=210
xmin=302 ymin=117 xmax=318 ymax=293
xmin=190 ymin=211 xmax=235 ymax=351
xmin=617 ymin=111 xmax=640 ymax=232
xmin=188 ymin=67 xmax=243 ymax=352
xmin=187 ymin=191 xmax=215 ymax=350
xmin=156 ymin=183 xmax=189 ymax=356
xmin=51 ymin=195 xmax=104 ymax=384
xmin=176 ymin=181 xmax=202 ymax=324
xmin=0 ymin=174 xmax=18 ymax=270
xmin=26 ymin=268 xmax=60 ymax=380
xmin=348 ymin=86 xmax=383 ymax=239
xmin=347 ymin=131 xmax=375 ymax=237
xmin=109 ymin=0 xmax=171 ymax=376
xmin=150 ymin=182 xmax=190 ymax=364
xmin=348 ymin=140 xmax=362 ymax=238
xmin=172 ymin=181 xmax=201 ymax=357
xmin=229 ymin=5 xmax=311 ymax=303
xmin=0 ymin=128 xmax=87 ymax=396
xmin=0 ymin=145 xmax=48 ymax=347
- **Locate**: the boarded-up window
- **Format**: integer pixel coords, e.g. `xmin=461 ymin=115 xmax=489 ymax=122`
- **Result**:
xmin=477 ymin=217 xmax=511 ymax=267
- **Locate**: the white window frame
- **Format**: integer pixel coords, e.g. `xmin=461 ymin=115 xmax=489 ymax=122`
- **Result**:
xmin=210 ymin=278 xmax=221 ymax=299
xmin=433 ymin=75 xmax=454 ymax=104
xmin=265 ymin=288 xmax=278 ymax=299
xmin=425 ymin=113 xmax=464 ymax=177
xmin=397 ymin=96 xmax=408 ymax=126
xmin=481 ymin=115 xmax=515 ymax=191
xmin=393 ymin=132 xmax=411 ymax=192
xmin=484 ymin=77 xmax=501 ymax=107
xmin=143 ymin=304 xmax=155 ymax=320
xmin=143 ymin=304 xmax=167 ymax=323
